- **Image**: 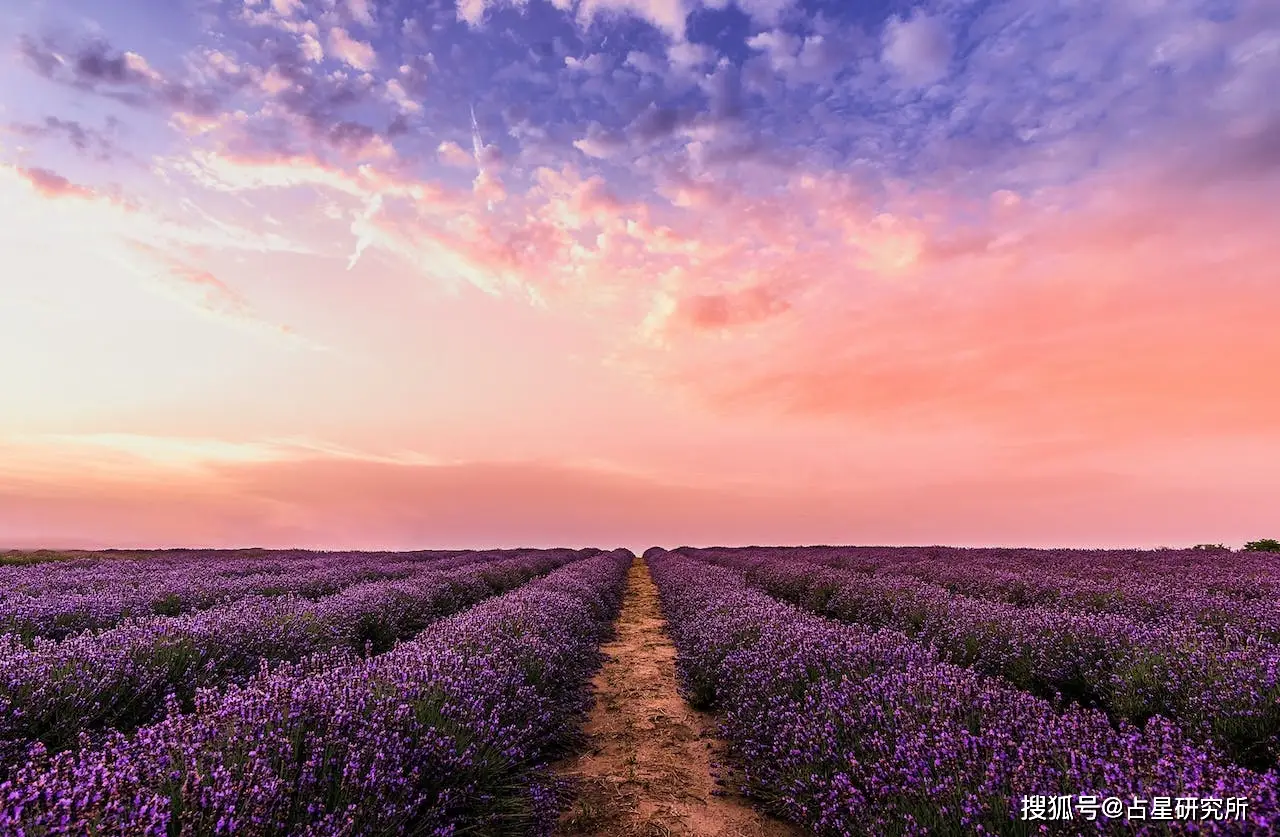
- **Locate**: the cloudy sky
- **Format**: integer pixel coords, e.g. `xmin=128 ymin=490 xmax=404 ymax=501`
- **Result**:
xmin=1 ymin=0 xmax=1277 ymax=550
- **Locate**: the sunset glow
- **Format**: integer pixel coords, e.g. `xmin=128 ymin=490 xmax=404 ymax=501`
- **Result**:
xmin=2 ymin=0 xmax=1277 ymax=550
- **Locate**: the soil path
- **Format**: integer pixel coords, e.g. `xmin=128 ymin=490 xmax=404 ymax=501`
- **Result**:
xmin=555 ymin=559 xmax=801 ymax=837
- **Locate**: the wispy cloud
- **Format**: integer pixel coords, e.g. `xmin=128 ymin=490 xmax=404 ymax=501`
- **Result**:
xmin=4 ymin=116 xmax=123 ymax=161
xmin=9 ymin=165 xmax=101 ymax=200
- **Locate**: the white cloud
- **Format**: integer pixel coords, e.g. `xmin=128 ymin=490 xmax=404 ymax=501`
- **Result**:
xmin=625 ymin=50 xmax=666 ymax=75
xmin=456 ymin=0 xmax=686 ymax=40
xmin=566 ymin=53 xmax=610 ymax=74
xmin=732 ymin=0 xmax=794 ymax=27
xmin=346 ymin=0 xmax=376 ymax=26
xmin=438 ymin=140 xmax=475 ymax=167
xmin=300 ymin=33 xmax=324 ymax=63
xmin=746 ymin=29 xmax=801 ymax=72
xmin=123 ymin=52 xmax=164 ymax=83
xmin=577 ymin=0 xmax=689 ymax=41
xmin=572 ymin=123 xmax=627 ymax=159
xmin=882 ymin=11 xmax=952 ymax=86
xmin=385 ymin=79 xmax=422 ymax=114
xmin=574 ymin=135 xmax=623 ymax=159
xmin=456 ymin=0 xmax=488 ymax=26
xmin=668 ymin=41 xmax=714 ymax=70
xmin=328 ymin=26 xmax=377 ymax=71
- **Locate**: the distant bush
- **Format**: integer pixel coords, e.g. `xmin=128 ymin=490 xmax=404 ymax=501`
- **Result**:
xmin=1190 ymin=543 xmax=1230 ymax=552
xmin=0 ymin=551 xmax=79 ymax=566
xmin=1243 ymin=538 xmax=1280 ymax=552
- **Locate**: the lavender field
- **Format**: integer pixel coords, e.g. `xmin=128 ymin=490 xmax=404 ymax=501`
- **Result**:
xmin=1 ymin=545 xmax=1278 ymax=835
xmin=0 ymin=548 xmax=631 ymax=834
xmin=647 ymin=547 xmax=1280 ymax=836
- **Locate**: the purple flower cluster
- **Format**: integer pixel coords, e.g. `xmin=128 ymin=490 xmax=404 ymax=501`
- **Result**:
xmin=0 ymin=549 xmax=590 ymax=774
xmin=701 ymin=546 xmax=1280 ymax=635
xmin=684 ymin=547 xmax=1280 ymax=771
xmin=647 ymin=549 xmax=1280 ymax=836
xmin=0 ymin=549 xmax=631 ymax=835
xmin=0 ymin=549 xmax=492 ymax=642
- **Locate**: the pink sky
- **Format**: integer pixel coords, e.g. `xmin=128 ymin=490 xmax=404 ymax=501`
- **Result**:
xmin=1 ymin=0 xmax=1278 ymax=550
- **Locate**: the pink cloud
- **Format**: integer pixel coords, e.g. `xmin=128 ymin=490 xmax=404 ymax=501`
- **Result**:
xmin=456 ymin=0 xmax=488 ymax=27
xmin=270 ymin=0 xmax=302 ymax=17
xmin=112 ymin=243 xmax=307 ymax=339
xmin=179 ymin=117 xmax=1277 ymax=475
xmin=299 ymin=33 xmax=324 ymax=62
xmin=328 ymin=27 xmax=377 ymax=71
xmin=654 ymin=171 xmax=1280 ymax=454
xmin=576 ymin=0 xmax=689 ymax=40
xmin=167 ymin=263 xmax=252 ymax=317
xmin=437 ymin=140 xmax=474 ymax=168
xmin=12 ymin=166 xmax=100 ymax=200
xmin=672 ymin=283 xmax=791 ymax=330
xmin=384 ymin=79 xmax=420 ymax=114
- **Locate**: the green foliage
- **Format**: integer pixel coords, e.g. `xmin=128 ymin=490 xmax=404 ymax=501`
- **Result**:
xmin=1190 ymin=543 xmax=1230 ymax=552
xmin=152 ymin=594 xmax=185 ymax=617
xmin=1243 ymin=538 xmax=1280 ymax=552
xmin=0 ymin=550 xmax=80 ymax=565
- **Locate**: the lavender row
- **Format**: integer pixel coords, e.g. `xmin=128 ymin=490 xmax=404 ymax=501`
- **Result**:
xmin=0 ymin=549 xmax=632 ymax=836
xmin=728 ymin=546 xmax=1280 ymax=632
xmin=685 ymin=547 xmax=1280 ymax=771
xmin=789 ymin=546 xmax=1280 ymax=595
xmin=0 ymin=549 xmax=369 ymax=598
xmin=647 ymin=549 xmax=1280 ymax=835
xmin=0 ymin=548 xmax=591 ymax=773
xmin=0 ymin=550 xmax=493 ymax=643
xmin=0 ymin=548 xmax=487 ymax=602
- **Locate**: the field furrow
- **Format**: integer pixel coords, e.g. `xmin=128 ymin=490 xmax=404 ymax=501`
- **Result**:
xmin=555 ymin=558 xmax=800 ymax=837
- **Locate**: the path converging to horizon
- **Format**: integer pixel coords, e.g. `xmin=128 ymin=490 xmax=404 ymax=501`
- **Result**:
xmin=555 ymin=559 xmax=799 ymax=837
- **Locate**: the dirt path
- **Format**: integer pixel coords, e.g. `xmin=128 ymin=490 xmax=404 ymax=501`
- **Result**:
xmin=555 ymin=559 xmax=801 ymax=837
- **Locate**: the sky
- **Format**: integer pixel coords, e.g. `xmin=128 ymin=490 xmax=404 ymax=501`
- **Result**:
xmin=0 ymin=0 xmax=1277 ymax=551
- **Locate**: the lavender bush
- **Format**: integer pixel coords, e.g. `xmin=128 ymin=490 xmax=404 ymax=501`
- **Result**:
xmin=683 ymin=546 xmax=1280 ymax=631
xmin=647 ymin=549 xmax=1280 ymax=836
xmin=683 ymin=548 xmax=1280 ymax=771
xmin=0 ymin=550 xmax=494 ymax=642
xmin=0 ymin=549 xmax=590 ymax=775
xmin=0 ymin=549 xmax=631 ymax=835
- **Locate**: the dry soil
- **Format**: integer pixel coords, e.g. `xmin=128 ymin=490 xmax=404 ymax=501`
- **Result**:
xmin=554 ymin=559 xmax=801 ymax=837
